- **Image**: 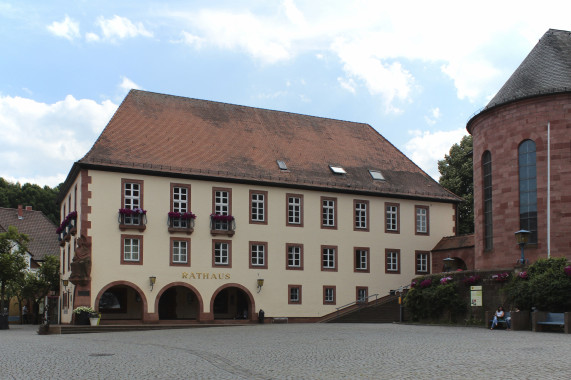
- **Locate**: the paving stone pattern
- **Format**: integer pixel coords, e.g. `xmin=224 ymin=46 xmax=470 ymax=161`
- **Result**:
xmin=1 ymin=324 xmax=570 ymax=379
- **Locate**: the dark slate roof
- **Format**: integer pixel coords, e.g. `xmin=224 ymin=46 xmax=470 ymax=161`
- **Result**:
xmin=66 ymin=90 xmax=459 ymax=203
xmin=0 ymin=207 xmax=60 ymax=261
xmin=486 ymin=29 xmax=571 ymax=109
xmin=432 ymin=234 xmax=474 ymax=252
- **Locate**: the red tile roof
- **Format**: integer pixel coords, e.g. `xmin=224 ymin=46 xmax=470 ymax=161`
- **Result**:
xmin=73 ymin=90 xmax=459 ymax=202
xmin=0 ymin=207 xmax=59 ymax=261
xmin=432 ymin=234 xmax=475 ymax=252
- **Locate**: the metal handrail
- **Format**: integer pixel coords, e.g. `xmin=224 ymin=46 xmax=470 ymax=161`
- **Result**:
xmin=335 ymin=293 xmax=379 ymax=319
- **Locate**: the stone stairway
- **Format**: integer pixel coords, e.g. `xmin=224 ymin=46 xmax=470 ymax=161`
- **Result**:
xmin=324 ymin=295 xmax=404 ymax=323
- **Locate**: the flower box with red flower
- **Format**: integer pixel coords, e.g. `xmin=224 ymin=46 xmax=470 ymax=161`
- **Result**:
xmin=118 ymin=208 xmax=147 ymax=231
xmin=168 ymin=211 xmax=196 ymax=234
xmin=491 ymin=272 xmax=510 ymax=282
xmin=210 ymin=214 xmax=236 ymax=236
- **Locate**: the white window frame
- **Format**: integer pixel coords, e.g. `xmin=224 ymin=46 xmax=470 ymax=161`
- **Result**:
xmin=355 ymin=202 xmax=367 ymax=229
xmin=288 ymin=245 xmax=301 ymax=268
xmin=251 ymin=244 xmax=265 ymax=266
xmin=416 ymin=207 xmax=428 ymax=234
xmin=251 ymin=193 xmax=265 ymax=222
xmin=356 ymin=249 xmax=368 ymax=270
xmin=387 ymin=251 xmax=399 ymax=272
xmin=214 ymin=242 xmax=229 ymax=265
xmin=288 ymin=196 xmax=301 ymax=225
xmin=124 ymin=238 xmax=140 ymax=262
xmin=386 ymin=205 xmax=398 ymax=231
xmin=416 ymin=252 xmax=429 ymax=273
xmin=322 ymin=247 xmax=336 ymax=269
xmin=322 ymin=199 xmax=335 ymax=227
xmin=172 ymin=240 xmax=188 ymax=264
xmin=324 ymin=288 xmax=334 ymax=303
xmin=123 ymin=182 xmax=140 ymax=224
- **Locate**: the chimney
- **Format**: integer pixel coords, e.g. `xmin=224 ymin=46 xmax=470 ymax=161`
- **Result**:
xmin=25 ymin=206 xmax=33 ymax=211
xmin=18 ymin=205 xmax=23 ymax=219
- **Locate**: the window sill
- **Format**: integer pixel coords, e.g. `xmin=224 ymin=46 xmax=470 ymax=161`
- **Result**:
xmin=168 ymin=227 xmax=194 ymax=235
xmin=119 ymin=224 xmax=146 ymax=232
xmin=210 ymin=229 xmax=235 ymax=237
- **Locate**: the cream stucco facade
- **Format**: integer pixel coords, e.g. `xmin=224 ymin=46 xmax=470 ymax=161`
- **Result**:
xmin=59 ymin=168 xmax=455 ymax=324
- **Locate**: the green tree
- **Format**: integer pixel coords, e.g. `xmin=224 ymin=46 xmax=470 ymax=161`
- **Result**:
xmin=0 ymin=177 xmax=61 ymax=225
xmin=0 ymin=226 xmax=29 ymax=313
xmin=438 ymin=135 xmax=474 ymax=235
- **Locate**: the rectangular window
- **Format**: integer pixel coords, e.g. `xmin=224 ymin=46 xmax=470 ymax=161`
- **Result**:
xmin=171 ymin=238 xmax=190 ymax=266
xmin=122 ymin=179 xmax=144 ymax=225
xmin=416 ymin=251 xmax=430 ymax=274
xmin=321 ymin=196 xmax=337 ymax=229
xmin=249 ymin=190 xmax=268 ymax=224
xmin=250 ymin=241 xmax=268 ymax=269
xmin=357 ymin=287 xmax=368 ymax=303
xmin=385 ymin=202 xmax=400 ymax=233
xmin=354 ymin=200 xmax=369 ymax=231
xmin=286 ymin=243 xmax=303 ymax=270
xmin=415 ymin=205 xmax=429 ymax=235
xmin=171 ymin=184 xmax=190 ymax=228
xmin=323 ymin=286 xmax=336 ymax=305
xmin=321 ymin=245 xmax=337 ymax=271
xmin=286 ymin=194 xmax=303 ymax=226
xmin=288 ymin=285 xmax=302 ymax=304
xmin=483 ymin=151 xmax=493 ymax=251
xmin=212 ymin=187 xmax=232 ymax=231
xmin=213 ymin=240 xmax=232 ymax=267
xmin=354 ymin=247 xmax=370 ymax=272
xmin=121 ymin=235 xmax=143 ymax=265
xmin=385 ymin=249 xmax=400 ymax=273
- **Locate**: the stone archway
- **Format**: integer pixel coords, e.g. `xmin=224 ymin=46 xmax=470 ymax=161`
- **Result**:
xmin=210 ymin=283 xmax=256 ymax=321
xmin=95 ymin=281 xmax=147 ymax=323
xmin=155 ymin=282 xmax=204 ymax=322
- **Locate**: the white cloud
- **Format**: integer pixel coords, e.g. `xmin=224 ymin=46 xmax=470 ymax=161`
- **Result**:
xmin=404 ymin=128 xmax=468 ymax=180
xmin=47 ymin=15 xmax=80 ymax=41
xmin=165 ymin=0 xmax=570 ymax=107
xmin=85 ymin=32 xmax=100 ymax=42
xmin=177 ymin=31 xmax=205 ymax=48
xmin=0 ymin=95 xmax=117 ymax=187
xmin=424 ymin=107 xmax=441 ymax=126
xmin=93 ymin=15 xmax=153 ymax=42
xmin=119 ymin=76 xmax=142 ymax=93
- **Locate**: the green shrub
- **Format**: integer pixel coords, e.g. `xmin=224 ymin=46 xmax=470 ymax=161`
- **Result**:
xmin=504 ymin=257 xmax=571 ymax=312
xmin=404 ymin=276 xmax=466 ymax=322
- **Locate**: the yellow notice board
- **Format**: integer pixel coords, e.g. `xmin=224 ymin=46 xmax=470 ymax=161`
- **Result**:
xmin=470 ymin=286 xmax=482 ymax=307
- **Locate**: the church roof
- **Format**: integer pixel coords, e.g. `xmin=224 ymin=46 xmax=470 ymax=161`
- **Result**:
xmin=484 ymin=29 xmax=571 ymax=113
xmin=65 ymin=90 xmax=459 ymax=202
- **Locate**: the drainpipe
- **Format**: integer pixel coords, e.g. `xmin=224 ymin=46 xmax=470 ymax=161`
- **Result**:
xmin=547 ymin=122 xmax=551 ymax=258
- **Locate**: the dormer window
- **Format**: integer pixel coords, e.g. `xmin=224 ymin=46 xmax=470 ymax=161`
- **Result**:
xmin=277 ymin=160 xmax=288 ymax=171
xmin=369 ymin=170 xmax=384 ymax=180
xmin=329 ymin=165 xmax=346 ymax=175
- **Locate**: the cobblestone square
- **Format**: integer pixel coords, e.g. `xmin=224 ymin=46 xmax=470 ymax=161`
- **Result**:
xmin=1 ymin=324 xmax=569 ymax=379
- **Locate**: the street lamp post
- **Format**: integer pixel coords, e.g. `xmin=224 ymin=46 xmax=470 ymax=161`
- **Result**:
xmin=514 ymin=230 xmax=531 ymax=265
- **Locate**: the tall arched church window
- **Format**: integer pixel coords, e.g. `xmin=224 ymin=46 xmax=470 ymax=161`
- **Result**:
xmin=518 ymin=140 xmax=537 ymax=243
xmin=482 ymin=151 xmax=493 ymax=250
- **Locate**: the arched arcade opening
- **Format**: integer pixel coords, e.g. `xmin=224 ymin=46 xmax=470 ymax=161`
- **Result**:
xmin=211 ymin=285 xmax=255 ymax=321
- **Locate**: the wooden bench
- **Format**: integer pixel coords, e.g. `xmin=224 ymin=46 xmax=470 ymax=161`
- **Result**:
xmin=533 ymin=312 xmax=569 ymax=333
xmin=272 ymin=317 xmax=288 ymax=324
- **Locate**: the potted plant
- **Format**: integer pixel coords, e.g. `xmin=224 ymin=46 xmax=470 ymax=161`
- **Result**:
xmin=73 ymin=306 xmax=96 ymax=325
xmin=89 ymin=312 xmax=101 ymax=326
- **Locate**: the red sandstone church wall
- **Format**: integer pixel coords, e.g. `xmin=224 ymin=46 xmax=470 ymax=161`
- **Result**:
xmin=470 ymin=93 xmax=571 ymax=270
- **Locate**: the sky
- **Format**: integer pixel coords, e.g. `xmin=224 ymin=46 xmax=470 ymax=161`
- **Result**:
xmin=1 ymin=1 xmax=569 ymax=188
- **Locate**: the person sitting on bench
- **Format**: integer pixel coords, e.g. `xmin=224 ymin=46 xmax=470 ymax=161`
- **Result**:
xmin=491 ymin=306 xmax=510 ymax=330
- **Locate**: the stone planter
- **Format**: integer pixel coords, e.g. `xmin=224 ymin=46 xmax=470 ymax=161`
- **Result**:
xmin=89 ymin=317 xmax=99 ymax=326
xmin=75 ymin=311 xmax=90 ymax=325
